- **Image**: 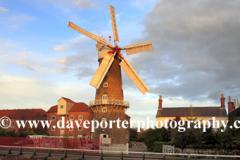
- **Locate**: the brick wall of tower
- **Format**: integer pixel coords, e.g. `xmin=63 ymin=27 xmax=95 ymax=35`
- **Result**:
xmin=95 ymin=56 xmax=124 ymax=100
xmin=92 ymin=56 xmax=128 ymax=144
xmin=92 ymin=105 xmax=128 ymax=144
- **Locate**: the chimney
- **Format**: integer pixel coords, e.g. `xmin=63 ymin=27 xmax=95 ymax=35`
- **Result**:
xmin=220 ymin=93 xmax=225 ymax=109
xmin=158 ymin=95 xmax=163 ymax=110
xmin=228 ymin=96 xmax=235 ymax=113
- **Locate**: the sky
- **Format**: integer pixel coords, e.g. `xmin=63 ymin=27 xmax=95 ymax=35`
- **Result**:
xmin=0 ymin=0 xmax=240 ymax=127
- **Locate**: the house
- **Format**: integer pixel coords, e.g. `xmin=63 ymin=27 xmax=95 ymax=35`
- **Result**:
xmin=47 ymin=97 xmax=93 ymax=138
xmin=0 ymin=109 xmax=47 ymax=133
xmin=156 ymin=94 xmax=228 ymax=128
xmin=228 ymin=97 xmax=240 ymax=120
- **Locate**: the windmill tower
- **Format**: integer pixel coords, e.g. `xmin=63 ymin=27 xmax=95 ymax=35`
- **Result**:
xmin=68 ymin=4 xmax=153 ymax=144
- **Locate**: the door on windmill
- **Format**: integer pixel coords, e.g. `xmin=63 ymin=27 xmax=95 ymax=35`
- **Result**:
xmin=100 ymin=134 xmax=111 ymax=145
xmin=102 ymin=94 xmax=108 ymax=104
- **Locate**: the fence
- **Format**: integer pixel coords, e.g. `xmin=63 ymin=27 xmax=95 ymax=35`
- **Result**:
xmin=100 ymin=143 xmax=128 ymax=154
xmin=1 ymin=145 xmax=240 ymax=159
xmin=89 ymin=99 xmax=130 ymax=107
xmin=130 ymin=141 xmax=147 ymax=148
xmin=0 ymin=137 xmax=99 ymax=150
xmin=163 ymin=145 xmax=174 ymax=153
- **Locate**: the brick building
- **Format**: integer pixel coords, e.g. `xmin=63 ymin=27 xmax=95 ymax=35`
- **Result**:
xmin=0 ymin=109 xmax=47 ymax=133
xmin=47 ymin=97 xmax=130 ymax=141
xmin=47 ymin=97 xmax=93 ymax=138
xmin=156 ymin=94 xmax=228 ymax=128
xmin=228 ymin=97 xmax=240 ymax=120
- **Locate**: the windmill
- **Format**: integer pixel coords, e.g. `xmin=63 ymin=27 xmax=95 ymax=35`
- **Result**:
xmin=68 ymin=4 xmax=153 ymax=95
xmin=67 ymin=4 xmax=153 ymax=144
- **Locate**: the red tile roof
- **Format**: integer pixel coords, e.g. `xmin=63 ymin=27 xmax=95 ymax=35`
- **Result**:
xmin=60 ymin=97 xmax=75 ymax=103
xmin=69 ymin=103 xmax=93 ymax=114
xmin=0 ymin=109 xmax=47 ymax=120
xmin=125 ymin=114 xmax=131 ymax=118
xmin=47 ymin=105 xmax=57 ymax=113
xmin=47 ymin=103 xmax=93 ymax=114
xmin=156 ymin=107 xmax=227 ymax=117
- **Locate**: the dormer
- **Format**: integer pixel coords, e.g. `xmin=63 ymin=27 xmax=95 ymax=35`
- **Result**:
xmin=57 ymin=97 xmax=75 ymax=115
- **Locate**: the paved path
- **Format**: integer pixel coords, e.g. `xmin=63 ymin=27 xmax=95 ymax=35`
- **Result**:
xmin=129 ymin=147 xmax=148 ymax=152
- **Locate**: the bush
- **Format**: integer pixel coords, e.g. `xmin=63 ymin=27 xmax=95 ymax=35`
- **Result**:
xmin=129 ymin=141 xmax=132 ymax=148
xmin=153 ymin=142 xmax=166 ymax=153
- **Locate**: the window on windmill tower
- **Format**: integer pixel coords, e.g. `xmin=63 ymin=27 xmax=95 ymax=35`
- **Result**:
xmin=101 ymin=118 xmax=107 ymax=127
xmin=103 ymin=82 xmax=108 ymax=87
xmin=60 ymin=105 xmax=64 ymax=109
xmin=102 ymin=107 xmax=107 ymax=112
xmin=102 ymin=118 xmax=107 ymax=121
xmin=102 ymin=94 xmax=108 ymax=100
xmin=70 ymin=116 xmax=74 ymax=120
xmin=51 ymin=126 xmax=55 ymax=131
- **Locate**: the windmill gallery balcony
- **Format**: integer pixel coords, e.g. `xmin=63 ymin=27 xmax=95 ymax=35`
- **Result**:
xmin=89 ymin=99 xmax=130 ymax=108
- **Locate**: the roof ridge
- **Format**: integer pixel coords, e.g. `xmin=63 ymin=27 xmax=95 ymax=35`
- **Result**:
xmin=163 ymin=106 xmax=221 ymax=109
xmin=0 ymin=108 xmax=46 ymax=111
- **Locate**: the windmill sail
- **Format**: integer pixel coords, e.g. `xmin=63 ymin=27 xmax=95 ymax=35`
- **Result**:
xmin=125 ymin=42 xmax=153 ymax=55
xmin=90 ymin=53 xmax=116 ymax=89
xmin=120 ymin=59 xmax=149 ymax=94
xmin=68 ymin=21 xmax=108 ymax=45
xmin=109 ymin=4 xmax=119 ymax=42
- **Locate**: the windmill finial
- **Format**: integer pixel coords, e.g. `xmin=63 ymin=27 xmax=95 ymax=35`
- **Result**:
xmin=109 ymin=36 xmax=112 ymax=46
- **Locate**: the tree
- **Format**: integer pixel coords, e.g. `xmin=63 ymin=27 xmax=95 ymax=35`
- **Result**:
xmin=144 ymin=127 xmax=169 ymax=151
xmin=0 ymin=128 xmax=20 ymax=137
xmin=129 ymin=128 xmax=138 ymax=141
xmin=171 ymin=106 xmax=202 ymax=150
xmin=167 ymin=116 xmax=182 ymax=137
xmin=217 ymin=117 xmax=240 ymax=150
xmin=137 ymin=129 xmax=147 ymax=142
xmin=202 ymin=127 xmax=218 ymax=146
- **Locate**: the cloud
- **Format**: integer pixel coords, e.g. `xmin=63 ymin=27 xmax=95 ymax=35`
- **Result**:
xmin=131 ymin=0 xmax=159 ymax=10
xmin=57 ymin=53 xmax=96 ymax=78
xmin=54 ymin=45 xmax=66 ymax=51
xmin=0 ymin=7 xmax=8 ymax=13
xmin=17 ymin=57 xmax=36 ymax=71
xmin=0 ymin=13 xmax=35 ymax=29
xmin=50 ymin=0 xmax=104 ymax=10
xmin=56 ymin=58 xmax=66 ymax=64
xmin=71 ymin=0 xmax=95 ymax=9
xmin=15 ymin=50 xmax=57 ymax=75
xmin=124 ymin=0 xmax=240 ymax=104
xmin=0 ymin=75 xmax=95 ymax=111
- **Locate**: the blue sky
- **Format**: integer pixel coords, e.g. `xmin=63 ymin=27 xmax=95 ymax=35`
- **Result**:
xmin=1 ymin=0 xmax=240 ymax=126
